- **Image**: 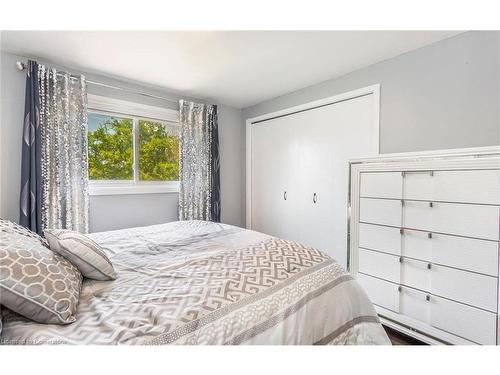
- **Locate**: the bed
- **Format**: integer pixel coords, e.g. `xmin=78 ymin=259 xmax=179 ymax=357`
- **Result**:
xmin=0 ymin=220 xmax=390 ymax=345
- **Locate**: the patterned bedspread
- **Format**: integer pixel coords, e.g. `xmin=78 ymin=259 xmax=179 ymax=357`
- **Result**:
xmin=0 ymin=221 xmax=390 ymax=345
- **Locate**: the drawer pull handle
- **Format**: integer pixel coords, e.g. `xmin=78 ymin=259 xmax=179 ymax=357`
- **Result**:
xmin=429 ymin=202 xmax=433 ymax=208
xmin=400 ymin=228 xmax=404 ymax=235
xmin=427 ymin=232 xmax=433 ymax=239
xmin=284 ymin=191 xmax=287 ymax=201
xmin=399 ymin=257 xmax=403 ymax=263
xmin=426 ymin=294 xmax=431 ymax=302
xmin=427 ymin=263 xmax=432 ymax=270
xmin=398 ymin=286 xmax=402 ymax=293
xmin=401 ymin=199 xmax=405 ymax=207
xmin=313 ymin=193 xmax=317 ymax=204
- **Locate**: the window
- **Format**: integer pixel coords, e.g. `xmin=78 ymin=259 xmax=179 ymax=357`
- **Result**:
xmin=87 ymin=95 xmax=180 ymax=195
xmin=138 ymin=119 xmax=179 ymax=181
xmin=88 ymin=113 xmax=134 ymax=180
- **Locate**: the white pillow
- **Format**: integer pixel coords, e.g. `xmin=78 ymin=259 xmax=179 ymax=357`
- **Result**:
xmin=44 ymin=229 xmax=117 ymax=281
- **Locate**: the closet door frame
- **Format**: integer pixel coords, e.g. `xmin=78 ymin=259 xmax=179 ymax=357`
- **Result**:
xmin=245 ymin=84 xmax=381 ymax=229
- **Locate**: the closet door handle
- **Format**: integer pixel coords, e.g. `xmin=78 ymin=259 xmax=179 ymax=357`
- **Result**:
xmin=312 ymin=193 xmax=317 ymax=204
xmin=284 ymin=191 xmax=287 ymax=201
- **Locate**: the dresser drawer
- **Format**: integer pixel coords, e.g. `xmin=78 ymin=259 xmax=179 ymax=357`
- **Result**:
xmin=402 ymin=229 xmax=499 ymax=276
xmin=403 ymin=200 xmax=500 ymax=241
xmin=358 ymin=223 xmax=401 ymax=255
xmin=360 ymin=172 xmax=403 ymax=199
xmin=399 ymin=285 xmax=431 ymax=324
xmin=399 ymin=256 xmax=497 ymax=312
xmin=358 ymin=248 xmax=400 ymax=283
xmin=431 ymin=295 xmax=497 ymax=345
xmin=431 ymin=264 xmax=498 ymax=312
xmin=403 ymin=169 xmax=500 ymax=205
xmin=400 ymin=257 xmax=431 ymax=291
xmin=357 ymin=274 xmax=498 ymax=344
xmin=359 ymin=198 xmax=402 ymax=227
xmin=357 ymin=273 xmax=399 ymax=313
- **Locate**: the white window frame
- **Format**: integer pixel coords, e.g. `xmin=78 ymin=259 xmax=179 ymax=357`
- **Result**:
xmin=87 ymin=94 xmax=180 ymax=196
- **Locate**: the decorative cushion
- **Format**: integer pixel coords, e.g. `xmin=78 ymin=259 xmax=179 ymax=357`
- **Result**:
xmin=44 ymin=229 xmax=116 ymax=281
xmin=0 ymin=219 xmax=82 ymax=324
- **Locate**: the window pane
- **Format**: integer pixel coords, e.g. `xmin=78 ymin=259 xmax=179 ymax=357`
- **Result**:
xmin=88 ymin=113 xmax=133 ymax=180
xmin=138 ymin=120 xmax=179 ymax=181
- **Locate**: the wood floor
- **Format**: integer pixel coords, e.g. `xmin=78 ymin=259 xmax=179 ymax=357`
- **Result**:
xmin=384 ymin=326 xmax=427 ymax=345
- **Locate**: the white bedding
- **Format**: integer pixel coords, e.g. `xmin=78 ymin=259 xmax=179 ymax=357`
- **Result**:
xmin=0 ymin=221 xmax=390 ymax=345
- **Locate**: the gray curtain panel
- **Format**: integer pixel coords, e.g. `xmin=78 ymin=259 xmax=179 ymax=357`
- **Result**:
xmin=20 ymin=61 xmax=90 ymax=233
xmin=20 ymin=60 xmax=43 ymax=234
xmin=178 ymin=100 xmax=221 ymax=222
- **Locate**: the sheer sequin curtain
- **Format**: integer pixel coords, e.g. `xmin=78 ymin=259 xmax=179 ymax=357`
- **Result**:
xmin=178 ymin=100 xmax=220 ymax=222
xmin=38 ymin=65 xmax=89 ymax=233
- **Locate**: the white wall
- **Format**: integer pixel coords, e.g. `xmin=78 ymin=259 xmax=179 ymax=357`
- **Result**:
xmin=0 ymin=51 xmax=244 ymax=231
xmin=89 ymin=193 xmax=179 ymax=232
xmin=243 ymin=31 xmax=500 ymax=153
xmin=241 ymin=31 xmax=500 ymax=225
xmin=217 ymin=104 xmax=244 ymax=227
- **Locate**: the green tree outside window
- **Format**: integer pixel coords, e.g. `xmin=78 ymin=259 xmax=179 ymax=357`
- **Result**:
xmin=138 ymin=119 xmax=179 ymax=181
xmin=88 ymin=113 xmax=179 ymax=181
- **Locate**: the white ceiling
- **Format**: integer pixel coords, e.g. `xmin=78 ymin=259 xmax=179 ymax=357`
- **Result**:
xmin=1 ymin=31 xmax=462 ymax=108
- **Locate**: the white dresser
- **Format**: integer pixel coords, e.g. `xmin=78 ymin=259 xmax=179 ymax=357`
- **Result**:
xmin=348 ymin=148 xmax=500 ymax=345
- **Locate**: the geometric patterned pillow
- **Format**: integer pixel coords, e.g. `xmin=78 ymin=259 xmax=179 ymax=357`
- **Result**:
xmin=0 ymin=219 xmax=82 ymax=324
xmin=44 ymin=229 xmax=116 ymax=281
xmin=0 ymin=218 xmax=49 ymax=248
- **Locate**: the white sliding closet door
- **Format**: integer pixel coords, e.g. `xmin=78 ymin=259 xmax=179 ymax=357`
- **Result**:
xmin=251 ymin=114 xmax=302 ymax=243
xmin=251 ymin=92 xmax=378 ymax=267
xmin=297 ymin=95 xmax=376 ymax=265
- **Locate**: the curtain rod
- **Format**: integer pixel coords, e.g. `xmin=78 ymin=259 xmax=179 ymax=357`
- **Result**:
xmin=16 ymin=61 xmax=179 ymax=104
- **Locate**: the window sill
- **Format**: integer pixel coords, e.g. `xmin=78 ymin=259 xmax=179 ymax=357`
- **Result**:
xmin=89 ymin=182 xmax=180 ymax=196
